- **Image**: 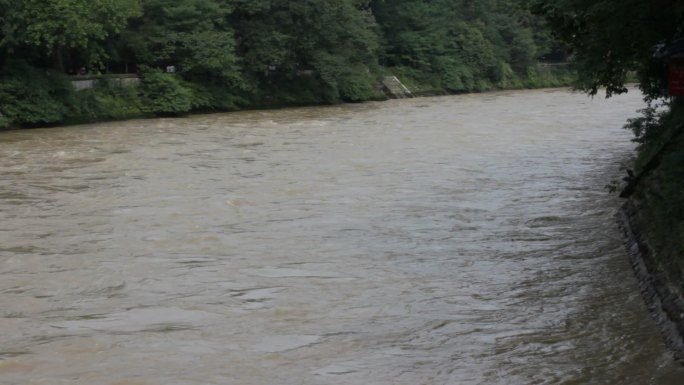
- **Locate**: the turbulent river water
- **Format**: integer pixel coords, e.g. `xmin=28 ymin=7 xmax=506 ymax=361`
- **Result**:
xmin=1 ymin=89 xmax=683 ymax=385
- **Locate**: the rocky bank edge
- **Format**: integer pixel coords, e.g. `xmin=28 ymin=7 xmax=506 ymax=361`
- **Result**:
xmin=618 ymin=200 xmax=684 ymax=362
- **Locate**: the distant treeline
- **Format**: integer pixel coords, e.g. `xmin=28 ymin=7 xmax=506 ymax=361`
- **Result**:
xmin=0 ymin=0 xmax=572 ymax=128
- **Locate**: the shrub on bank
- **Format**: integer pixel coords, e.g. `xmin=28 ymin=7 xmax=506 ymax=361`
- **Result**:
xmin=524 ymin=65 xmax=576 ymax=89
xmin=0 ymin=61 xmax=73 ymax=127
xmin=0 ymin=113 xmax=10 ymax=129
xmin=187 ymin=82 xmax=244 ymax=112
xmin=0 ymin=60 xmax=576 ymax=131
xmin=68 ymin=79 xmax=143 ymax=123
xmin=140 ymin=68 xmax=194 ymax=116
xmin=337 ymin=67 xmax=382 ymax=103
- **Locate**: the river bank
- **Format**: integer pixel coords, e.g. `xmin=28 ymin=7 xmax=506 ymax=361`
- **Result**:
xmin=619 ymin=201 xmax=684 ymax=362
xmin=0 ymin=64 xmax=575 ymax=131
xmin=618 ymin=102 xmax=684 ymax=364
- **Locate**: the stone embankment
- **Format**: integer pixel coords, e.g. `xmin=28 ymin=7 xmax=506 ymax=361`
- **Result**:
xmin=70 ymin=74 xmax=140 ymax=91
xmin=381 ymin=76 xmax=414 ymax=99
xmin=619 ymin=195 xmax=684 ymax=362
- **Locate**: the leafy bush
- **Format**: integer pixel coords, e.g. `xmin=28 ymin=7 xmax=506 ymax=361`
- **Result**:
xmin=521 ymin=65 xmax=575 ymax=89
xmin=624 ymin=102 xmax=669 ymax=145
xmin=0 ymin=113 xmax=10 ymax=129
xmin=337 ymin=68 xmax=380 ymax=103
xmin=187 ymin=82 xmax=243 ymax=111
xmin=496 ymin=62 xmax=524 ymax=89
xmin=139 ymin=68 xmax=193 ymax=115
xmin=432 ymin=57 xmax=473 ymax=92
xmin=68 ymin=79 xmax=143 ymax=123
xmin=0 ymin=61 xmax=73 ymax=127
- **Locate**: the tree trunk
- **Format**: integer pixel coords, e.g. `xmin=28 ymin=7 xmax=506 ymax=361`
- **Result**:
xmin=53 ymin=45 xmax=65 ymax=72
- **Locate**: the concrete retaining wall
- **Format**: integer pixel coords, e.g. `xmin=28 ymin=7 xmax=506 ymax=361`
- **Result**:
xmin=71 ymin=74 xmax=140 ymax=91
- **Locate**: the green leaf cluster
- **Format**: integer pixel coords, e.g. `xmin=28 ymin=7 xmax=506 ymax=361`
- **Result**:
xmin=0 ymin=61 xmax=72 ymax=126
xmin=139 ymin=68 xmax=194 ymax=116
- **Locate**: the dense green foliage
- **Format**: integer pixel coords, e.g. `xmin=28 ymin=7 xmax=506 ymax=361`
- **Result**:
xmin=230 ymin=0 xmax=382 ymax=103
xmin=532 ymin=0 xmax=684 ymax=100
xmin=0 ymin=61 xmax=73 ymax=127
xmin=0 ymin=0 xmax=571 ymax=128
xmin=372 ymin=0 xmax=559 ymax=92
xmin=139 ymin=68 xmax=193 ymax=115
xmin=68 ymin=79 xmax=143 ymax=123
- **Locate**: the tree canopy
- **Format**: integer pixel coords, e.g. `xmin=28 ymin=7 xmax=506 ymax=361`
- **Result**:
xmin=532 ymin=0 xmax=684 ymax=100
xmin=372 ymin=0 xmax=561 ymax=91
xmin=3 ymin=0 xmax=142 ymax=70
xmin=0 ymin=0 xmax=571 ymax=127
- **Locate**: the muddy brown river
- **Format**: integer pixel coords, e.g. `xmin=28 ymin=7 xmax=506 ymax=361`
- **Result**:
xmin=1 ymin=89 xmax=683 ymax=384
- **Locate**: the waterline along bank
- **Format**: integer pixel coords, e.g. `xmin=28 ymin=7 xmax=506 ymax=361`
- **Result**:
xmin=0 ymin=64 xmax=575 ymax=131
xmin=617 ymin=101 xmax=684 ymax=363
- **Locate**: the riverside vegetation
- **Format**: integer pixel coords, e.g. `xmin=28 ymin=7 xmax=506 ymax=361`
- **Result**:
xmin=0 ymin=0 xmax=574 ymax=129
xmin=534 ymin=0 xmax=684 ymax=357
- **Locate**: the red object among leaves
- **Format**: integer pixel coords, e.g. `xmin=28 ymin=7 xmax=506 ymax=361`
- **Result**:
xmin=669 ymin=62 xmax=684 ymax=96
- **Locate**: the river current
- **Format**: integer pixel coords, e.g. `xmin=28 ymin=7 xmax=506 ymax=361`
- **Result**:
xmin=1 ymin=89 xmax=683 ymax=384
